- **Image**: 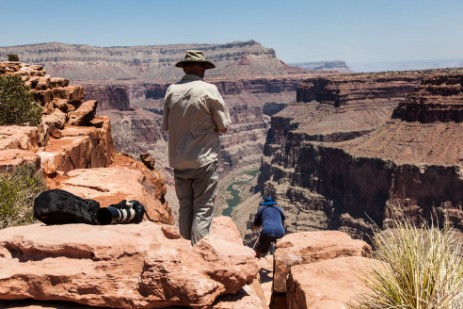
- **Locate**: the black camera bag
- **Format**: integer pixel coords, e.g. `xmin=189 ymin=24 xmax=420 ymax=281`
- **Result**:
xmin=34 ymin=189 xmax=100 ymax=225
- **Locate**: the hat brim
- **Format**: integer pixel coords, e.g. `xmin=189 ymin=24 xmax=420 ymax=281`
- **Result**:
xmin=175 ymin=60 xmax=216 ymax=70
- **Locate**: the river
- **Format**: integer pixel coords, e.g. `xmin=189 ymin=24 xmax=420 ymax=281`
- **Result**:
xmin=222 ymin=169 xmax=259 ymax=216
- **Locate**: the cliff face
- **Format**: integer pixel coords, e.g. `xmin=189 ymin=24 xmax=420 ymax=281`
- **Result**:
xmin=0 ymin=41 xmax=305 ymax=82
xmin=100 ymin=77 xmax=300 ymax=172
xmin=0 ymin=61 xmax=173 ymax=225
xmin=82 ymin=84 xmax=130 ymax=111
xmin=257 ymin=69 xmax=463 ymax=239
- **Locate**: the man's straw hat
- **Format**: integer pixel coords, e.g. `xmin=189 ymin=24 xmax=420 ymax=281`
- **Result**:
xmin=175 ymin=50 xmax=216 ymax=70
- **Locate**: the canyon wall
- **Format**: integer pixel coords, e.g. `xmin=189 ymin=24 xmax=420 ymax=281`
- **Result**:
xmin=82 ymin=84 xmax=131 ymax=111
xmin=99 ymin=77 xmax=301 ymax=172
xmin=256 ymin=70 xmax=463 ymax=239
xmin=0 ymin=41 xmax=305 ymax=82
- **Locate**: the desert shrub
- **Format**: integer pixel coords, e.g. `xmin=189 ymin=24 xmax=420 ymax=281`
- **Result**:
xmin=0 ymin=165 xmax=46 ymax=229
xmin=0 ymin=75 xmax=42 ymax=126
xmin=7 ymin=54 xmax=19 ymax=62
xmin=355 ymin=215 xmax=463 ymax=309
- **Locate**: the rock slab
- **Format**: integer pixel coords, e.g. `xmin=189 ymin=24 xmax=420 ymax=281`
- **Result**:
xmin=273 ymin=231 xmax=372 ymax=293
xmin=0 ymin=217 xmax=258 ymax=308
xmin=286 ymin=256 xmax=384 ymax=309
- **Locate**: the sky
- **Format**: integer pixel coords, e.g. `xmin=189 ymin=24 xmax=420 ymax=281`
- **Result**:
xmin=0 ymin=0 xmax=462 ymax=64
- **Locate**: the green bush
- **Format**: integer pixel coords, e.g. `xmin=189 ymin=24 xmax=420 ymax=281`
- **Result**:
xmin=0 ymin=75 xmax=42 ymax=126
xmin=355 ymin=215 xmax=463 ymax=309
xmin=0 ymin=165 xmax=46 ymax=229
xmin=7 ymin=54 xmax=19 ymax=62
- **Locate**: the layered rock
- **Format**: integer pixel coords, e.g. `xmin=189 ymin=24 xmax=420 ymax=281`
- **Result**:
xmin=0 ymin=149 xmax=40 ymax=171
xmin=257 ymin=68 xmax=463 ymax=239
xmin=1 ymin=63 xmax=106 ymax=175
xmin=0 ymin=41 xmax=305 ymax=82
xmin=0 ymin=126 xmax=41 ymax=152
xmin=290 ymin=60 xmax=352 ymax=73
xmin=0 ymin=217 xmax=259 ymax=309
xmin=101 ymin=77 xmax=300 ymax=170
xmin=0 ymin=62 xmax=172 ymax=225
xmin=82 ymin=83 xmax=130 ymax=111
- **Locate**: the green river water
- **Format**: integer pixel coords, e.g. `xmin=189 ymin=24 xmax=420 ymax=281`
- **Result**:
xmin=222 ymin=169 xmax=259 ymax=216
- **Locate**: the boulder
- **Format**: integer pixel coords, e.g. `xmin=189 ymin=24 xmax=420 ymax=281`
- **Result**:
xmin=286 ymin=256 xmax=385 ymax=309
xmin=52 ymin=98 xmax=68 ymax=112
xmin=58 ymin=167 xmax=171 ymax=224
xmin=140 ymin=153 xmax=156 ymax=170
xmin=51 ymin=86 xmax=84 ymax=102
xmin=37 ymin=136 xmax=93 ymax=175
xmin=37 ymin=118 xmax=114 ymax=175
xmin=42 ymin=108 xmax=67 ymax=130
xmin=31 ymin=89 xmax=52 ymax=105
xmin=273 ymin=231 xmax=372 ymax=293
xmin=36 ymin=76 xmax=50 ymax=90
xmin=49 ymin=77 xmax=69 ymax=88
xmin=0 ymin=218 xmax=258 ymax=309
xmin=68 ymin=100 xmax=97 ymax=126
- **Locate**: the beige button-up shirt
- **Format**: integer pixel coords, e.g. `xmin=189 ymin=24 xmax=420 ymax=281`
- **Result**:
xmin=162 ymin=74 xmax=231 ymax=170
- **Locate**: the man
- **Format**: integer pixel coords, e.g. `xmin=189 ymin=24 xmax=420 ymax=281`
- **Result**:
xmin=253 ymin=196 xmax=286 ymax=258
xmin=162 ymin=50 xmax=231 ymax=245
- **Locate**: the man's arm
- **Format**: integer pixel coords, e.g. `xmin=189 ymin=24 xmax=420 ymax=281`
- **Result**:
xmin=208 ymin=86 xmax=231 ymax=133
xmin=253 ymin=207 xmax=263 ymax=230
xmin=162 ymin=93 xmax=170 ymax=131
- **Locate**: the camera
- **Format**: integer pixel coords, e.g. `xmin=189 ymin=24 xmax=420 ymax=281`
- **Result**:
xmin=97 ymin=200 xmax=145 ymax=225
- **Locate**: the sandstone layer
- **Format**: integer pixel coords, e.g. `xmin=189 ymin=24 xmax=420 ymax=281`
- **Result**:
xmin=0 ymin=217 xmax=259 ymax=309
xmin=0 ymin=41 xmax=305 ymax=82
xmin=0 ymin=62 xmax=172 ymax=225
xmin=0 ymin=62 xmax=115 ymax=176
xmin=257 ymin=69 xmax=463 ymax=239
xmin=273 ymin=231 xmax=372 ymax=293
xmin=286 ymin=256 xmax=384 ymax=309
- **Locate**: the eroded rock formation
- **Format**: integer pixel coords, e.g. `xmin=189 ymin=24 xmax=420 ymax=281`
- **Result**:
xmin=82 ymin=84 xmax=130 ymax=111
xmin=0 ymin=61 xmax=172 ymax=225
xmin=257 ymin=69 xmax=463 ymax=239
xmin=0 ymin=41 xmax=305 ymax=82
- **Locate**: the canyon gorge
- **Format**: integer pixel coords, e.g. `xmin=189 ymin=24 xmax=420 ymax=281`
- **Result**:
xmin=3 ymin=42 xmax=462 ymax=242
xmin=2 ymin=40 xmax=463 ymax=308
xmin=0 ymin=58 xmax=383 ymax=309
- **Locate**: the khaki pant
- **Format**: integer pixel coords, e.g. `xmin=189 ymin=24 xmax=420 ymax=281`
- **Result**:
xmin=174 ymin=161 xmax=219 ymax=245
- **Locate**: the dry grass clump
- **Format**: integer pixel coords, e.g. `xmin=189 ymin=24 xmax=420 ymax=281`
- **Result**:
xmin=0 ymin=165 xmax=46 ymax=229
xmin=355 ymin=215 xmax=463 ymax=309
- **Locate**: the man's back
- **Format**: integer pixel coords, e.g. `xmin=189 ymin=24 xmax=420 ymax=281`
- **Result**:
xmin=163 ymin=74 xmax=230 ymax=170
xmin=255 ymin=205 xmax=285 ymax=238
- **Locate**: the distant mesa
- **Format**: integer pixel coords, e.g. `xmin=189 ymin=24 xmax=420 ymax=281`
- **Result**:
xmin=0 ymin=40 xmax=311 ymax=82
xmin=290 ymin=60 xmax=352 ymax=73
